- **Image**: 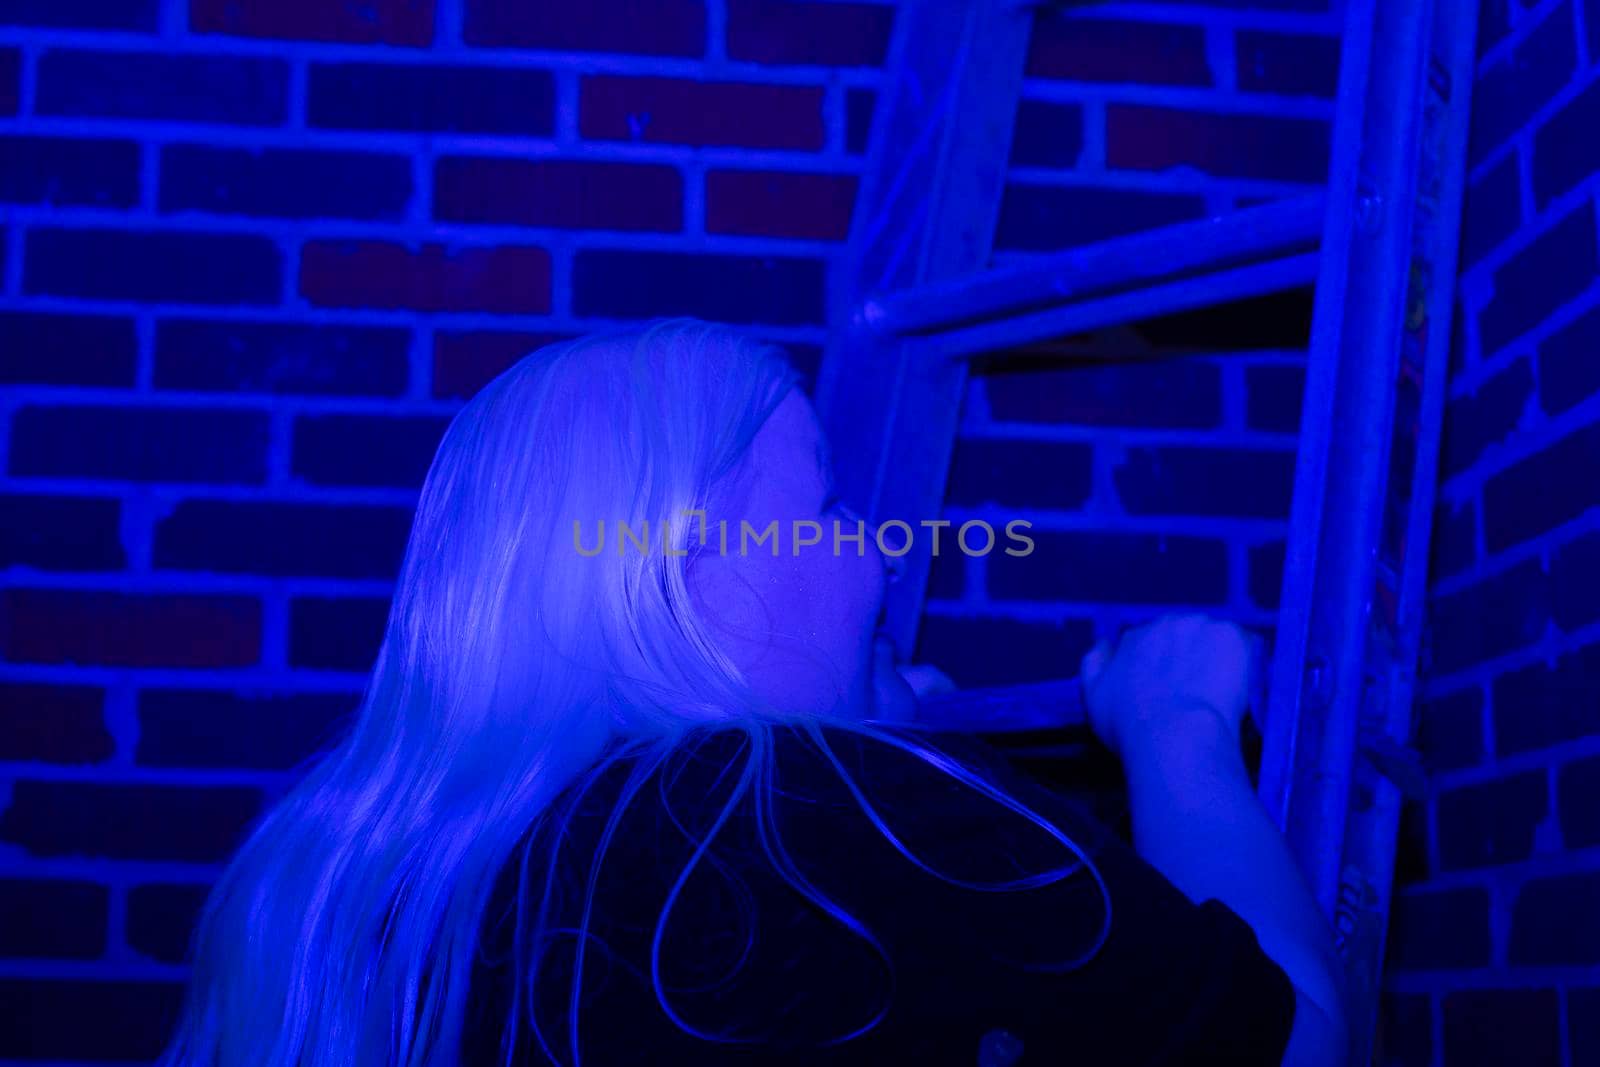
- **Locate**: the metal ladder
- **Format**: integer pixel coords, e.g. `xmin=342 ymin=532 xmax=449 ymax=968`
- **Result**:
xmin=811 ymin=1 xmax=1479 ymax=1062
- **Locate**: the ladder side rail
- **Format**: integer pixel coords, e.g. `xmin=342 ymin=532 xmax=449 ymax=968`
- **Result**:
xmin=1340 ymin=2 xmax=1481 ymax=1062
xmin=1290 ymin=0 xmax=1436 ymax=921
xmin=1257 ymin=0 xmax=1384 ymax=879
xmin=864 ymin=191 xmax=1326 ymax=339
xmin=813 ymin=0 xmax=1033 ymax=661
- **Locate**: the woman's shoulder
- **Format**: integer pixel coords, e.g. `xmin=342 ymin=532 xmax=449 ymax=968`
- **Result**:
xmin=477 ymin=718 xmax=1129 ymax=980
xmin=481 ymin=719 xmax=1115 ymax=930
xmin=468 ymin=720 xmax=1297 ymax=1065
xmin=764 ymin=722 xmax=1120 ymax=850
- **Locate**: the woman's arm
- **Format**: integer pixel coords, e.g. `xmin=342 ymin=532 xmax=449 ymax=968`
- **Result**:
xmin=1082 ymin=616 xmax=1348 ymax=1066
xmin=1117 ymin=703 xmax=1347 ymax=1065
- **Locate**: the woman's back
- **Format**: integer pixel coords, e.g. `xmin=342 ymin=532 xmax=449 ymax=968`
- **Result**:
xmin=155 ymin=324 xmax=1339 ymax=1066
xmin=462 ymin=724 xmax=1297 ymax=1066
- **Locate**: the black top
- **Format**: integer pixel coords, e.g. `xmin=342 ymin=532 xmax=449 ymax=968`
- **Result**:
xmin=463 ymin=724 xmax=1297 ymax=1065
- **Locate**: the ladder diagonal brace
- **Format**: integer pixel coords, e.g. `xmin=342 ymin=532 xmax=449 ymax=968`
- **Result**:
xmin=861 ymin=191 xmax=1327 ymax=341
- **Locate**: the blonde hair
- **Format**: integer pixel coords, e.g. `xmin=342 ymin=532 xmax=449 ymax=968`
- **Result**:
xmin=159 ymin=318 xmax=1107 ymax=1067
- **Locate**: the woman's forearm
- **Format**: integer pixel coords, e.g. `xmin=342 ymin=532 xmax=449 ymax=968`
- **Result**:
xmin=1117 ymin=703 xmax=1347 ymax=1033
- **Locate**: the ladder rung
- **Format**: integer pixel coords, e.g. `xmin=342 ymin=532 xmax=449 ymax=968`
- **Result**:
xmin=910 ymin=678 xmax=1085 ymax=733
xmin=859 ymin=191 xmax=1326 ymax=341
xmin=908 ymin=631 xmax=1272 ymax=735
xmin=922 ymin=251 xmax=1319 ymax=363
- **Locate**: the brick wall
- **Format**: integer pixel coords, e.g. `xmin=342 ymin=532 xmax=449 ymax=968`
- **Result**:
xmin=924 ymin=0 xmax=1341 ymax=687
xmin=0 ymin=0 xmax=1375 ymax=1062
xmin=1379 ymin=1 xmax=1600 ymax=1065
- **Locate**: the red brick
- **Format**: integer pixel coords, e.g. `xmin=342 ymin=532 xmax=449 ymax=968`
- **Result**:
xmin=1108 ymin=105 xmax=1330 ymax=184
xmin=986 ymin=357 xmax=1222 ymax=429
xmin=309 ymin=62 xmax=553 ymax=135
xmin=1590 ymin=0 xmax=1600 ymax=78
xmin=1248 ymin=540 xmax=1285 ymax=610
xmin=1114 ymin=446 xmax=1294 ymax=519
xmin=0 ymin=2 xmax=158 ymax=31
xmin=913 ymin=615 xmax=1096 ymax=689
xmin=0 ymin=880 xmax=107 ymax=959
xmin=1478 ymin=200 xmax=1597 ymax=358
xmin=0 ymin=979 xmax=184 ymax=1061
xmin=1427 ymin=558 xmax=1550 ymax=675
xmin=726 ymin=0 xmax=892 ymax=68
xmin=1539 ymin=301 xmax=1600 ymax=416
xmin=705 ymin=169 xmax=856 ymax=241
xmin=845 ymin=86 xmax=875 ymax=155
xmin=1380 ymin=994 xmax=1432 ymax=1067
xmin=25 ymin=227 xmax=282 ymax=307
xmin=190 ymin=0 xmax=434 ymax=46
xmin=1236 ymin=30 xmax=1340 ymax=97
xmin=0 ymin=49 xmax=16 ymax=116
xmin=1010 ymin=98 xmax=1085 ymax=169
xmin=1394 ymin=798 xmax=1429 ymax=885
xmin=153 ymin=499 xmax=412 ymax=578
xmin=0 ymin=683 xmax=114 ymax=763
xmin=580 ymin=75 xmax=824 ymax=150
xmin=0 ymin=588 xmax=260 ymax=668
xmin=38 ymin=49 xmax=287 ymax=127
xmin=1483 ymin=421 xmax=1600 ymax=553
xmin=1575 ymin=987 xmax=1600 ymax=1067
xmin=1245 ymin=363 xmax=1305 ymax=432
xmin=1510 ymin=871 xmax=1600 ymax=964
xmin=291 ymin=415 xmax=449 ymax=490
xmin=995 ymin=183 xmax=1204 ymax=252
xmin=1468 ymin=4 xmax=1577 ymax=169
xmin=1442 ymin=989 xmax=1561 ymax=1067
xmin=945 ymin=437 xmax=1092 ymax=511
xmin=160 ymin=144 xmax=412 ymax=221
xmin=1441 ymin=355 xmax=1534 ymax=476
xmin=0 ymin=136 xmax=141 ymax=209
xmin=0 ymin=492 xmax=126 ymax=570
xmin=464 ymin=0 xmax=704 ymax=56
xmin=572 ymin=248 xmax=824 ymax=324
xmin=300 ymin=241 xmax=551 ymax=314
xmin=126 ymin=883 xmax=209 ymax=964
xmin=1431 ymin=497 xmax=1476 ymax=580
xmin=10 ymin=404 xmax=269 ymax=485
xmin=137 ymin=690 xmax=355 ymax=771
xmin=1560 ymin=754 xmax=1600 ymax=849
xmin=1417 ymin=686 xmax=1485 ymax=772
xmin=1436 ymin=770 xmax=1549 ymax=870
xmin=988 ymin=530 xmax=1228 ymax=605
xmin=432 ymin=329 xmax=572 ymax=400
xmin=1389 ymin=887 xmax=1492 ymax=969
xmin=288 ymin=595 xmax=388 ymax=672
xmin=1028 ymin=17 xmax=1211 ymax=86
xmin=434 ymin=157 xmax=682 ymax=232
xmin=1491 ymin=644 xmax=1600 ymax=755
xmin=154 ymin=319 xmax=409 ymax=397
xmin=0 ymin=781 xmax=261 ymax=863
xmin=1552 ymin=530 xmax=1600 ymax=631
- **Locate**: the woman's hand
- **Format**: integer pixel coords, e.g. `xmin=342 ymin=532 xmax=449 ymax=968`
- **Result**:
xmin=1078 ymin=613 xmax=1254 ymax=761
xmin=869 ymin=633 xmax=957 ymax=722
xmin=896 ymin=662 xmax=957 ymax=701
xmin=1083 ymin=613 xmax=1348 ymax=1064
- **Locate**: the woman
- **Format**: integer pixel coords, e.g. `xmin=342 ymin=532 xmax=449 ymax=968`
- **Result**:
xmin=160 ymin=318 xmax=1345 ymax=1065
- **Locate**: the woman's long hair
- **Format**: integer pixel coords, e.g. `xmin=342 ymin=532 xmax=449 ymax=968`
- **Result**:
xmin=159 ymin=318 xmax=1108 ymax=1067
